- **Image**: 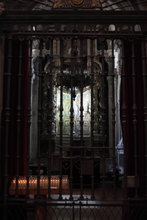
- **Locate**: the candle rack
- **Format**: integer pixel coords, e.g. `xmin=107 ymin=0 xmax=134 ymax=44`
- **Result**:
xmin=9 ymin=175 xmax=69 ymax=196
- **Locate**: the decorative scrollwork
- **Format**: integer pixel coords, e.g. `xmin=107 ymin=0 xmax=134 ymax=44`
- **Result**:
xmin=53 ymin=0 xmax=102 ymax=8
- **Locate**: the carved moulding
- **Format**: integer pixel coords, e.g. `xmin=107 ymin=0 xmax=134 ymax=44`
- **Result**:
xmin=53 ymin=0 xmax=102 ymax=8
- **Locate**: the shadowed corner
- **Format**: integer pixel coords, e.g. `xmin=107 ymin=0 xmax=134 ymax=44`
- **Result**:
xmin=0 ymin=2 xmax=5 ymax=15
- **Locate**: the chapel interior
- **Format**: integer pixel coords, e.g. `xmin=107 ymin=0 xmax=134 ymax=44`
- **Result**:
xmin=0 ymin=0 xmax=147 ymax=219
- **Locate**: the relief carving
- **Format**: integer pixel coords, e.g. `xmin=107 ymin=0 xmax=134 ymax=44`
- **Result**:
xmin=53 ymin=0 xmax=102 ymax=8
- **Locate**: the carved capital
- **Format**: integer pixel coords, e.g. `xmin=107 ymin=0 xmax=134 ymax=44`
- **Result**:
xmin=53 ymin=0 xmax=102 ymax=8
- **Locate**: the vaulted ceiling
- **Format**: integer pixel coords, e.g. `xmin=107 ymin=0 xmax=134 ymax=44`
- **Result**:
xmin=5 ymin=0 xmax=147 ymax=11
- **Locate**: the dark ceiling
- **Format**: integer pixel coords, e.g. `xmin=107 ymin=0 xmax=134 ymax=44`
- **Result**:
xmin=4 ymin=0 xmax=147 ymax=11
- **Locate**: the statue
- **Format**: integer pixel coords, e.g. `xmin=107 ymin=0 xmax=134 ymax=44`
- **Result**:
xmin=53 ymin=0 xmax=102 ymax=8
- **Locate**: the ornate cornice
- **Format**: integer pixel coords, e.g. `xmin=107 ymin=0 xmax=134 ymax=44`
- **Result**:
xmin=53 ymin=0 xmax=102 ymax=8
xmin=1 ymin=11 xmax=147 ymax=24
